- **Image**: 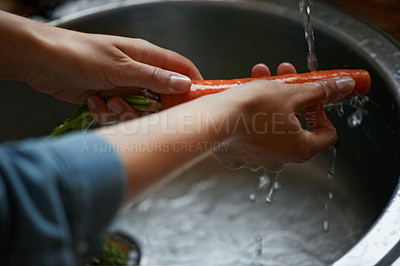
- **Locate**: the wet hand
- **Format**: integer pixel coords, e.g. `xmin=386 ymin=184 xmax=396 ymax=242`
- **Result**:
xmin=212 ymin=75 xmax=355 ymax=171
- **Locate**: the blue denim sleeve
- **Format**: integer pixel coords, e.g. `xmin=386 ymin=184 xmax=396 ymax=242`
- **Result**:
xmin=0 ymin=132 xmax=125 ymax=266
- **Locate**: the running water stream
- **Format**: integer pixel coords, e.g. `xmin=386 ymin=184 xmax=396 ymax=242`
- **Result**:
xmin=299 ymin=0 xmax=369 ymax=232
xmin=299 ymin=0 xmax=318 ymax=71
xmin=323 ymin=146 xmax=337 ymax=232
xmin=300 ymin=0 xmax=335 ymax=233
xmin=300 ymin=0 xmax=369 ymax=127
xmin=247 ymin=169 xmax=282 ymax=261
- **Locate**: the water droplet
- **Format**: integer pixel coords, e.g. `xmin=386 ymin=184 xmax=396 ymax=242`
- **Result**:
xmin=328 ymin=167 xmax=335 ymax=176
xmin=323 ymin=220 xmax=329 ymax=232
xmin=273 ymin=181 xmax=280 ymax=190
xmin=337 ymin=104 xmax=345 ymax=117
xmin=328 ymin=192 xmax=334 ymax=200
xmin=255 ymin=235 xmax=262 ymax=256
xmin=350 ymin=95 xmax=369 ymax=108
xmin=258 ymin=173 xmax=270 ymax=191
xmin=249 ymin=193 xmax=256 ymax=202
xmin=266 ymin=187 xmax=274 ymax=203
xmin=347 ymin=108 xmax=363 ymax=128
xmin=328 ymin=146 xmax=336 ymax=177
xmin=329 ymin=146 xmax=337 ymax=157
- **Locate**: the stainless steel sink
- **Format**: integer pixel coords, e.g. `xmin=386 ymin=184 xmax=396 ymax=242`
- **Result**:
xmin=2 ymin=0 xmax=400 ymax=265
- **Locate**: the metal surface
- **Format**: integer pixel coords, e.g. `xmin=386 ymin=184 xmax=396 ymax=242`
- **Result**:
xmin=1 ymin=0 xmax=400 ymax=265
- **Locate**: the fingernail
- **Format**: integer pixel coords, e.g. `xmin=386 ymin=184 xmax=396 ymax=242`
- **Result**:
xmin=108 ymin=101 xmax=123 ymax=115
xmin=87 ymin=96 xmax=97 ymax=111
xmin=336 ymin=77 xmax=355 ymax=94
xmin=170 ymin=75 xmax=191 ymax=92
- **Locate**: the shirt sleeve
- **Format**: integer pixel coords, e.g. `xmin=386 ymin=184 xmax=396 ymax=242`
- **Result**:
xmin=0 ymin=132 xmax=126 ymax=266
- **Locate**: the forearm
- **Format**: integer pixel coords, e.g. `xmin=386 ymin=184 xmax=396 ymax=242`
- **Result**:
xmin=97 ymin=96 xmax=235 ymax=201
xmin=0 ymin=11 xmax=41 ymax=81
xmin=0 ymin=10 xmax=68 ymax=83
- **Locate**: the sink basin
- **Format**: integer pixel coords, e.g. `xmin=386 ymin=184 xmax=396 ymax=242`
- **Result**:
xmin=2 ymin=0 xmax=400 ymax=265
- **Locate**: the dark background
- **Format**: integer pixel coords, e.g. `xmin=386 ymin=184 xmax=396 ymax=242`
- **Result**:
xmin=1 ymin=0 xmax=399 ymax=42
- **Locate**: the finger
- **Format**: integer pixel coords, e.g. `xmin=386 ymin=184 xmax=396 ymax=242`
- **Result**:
xmin=87 ymin=95 xmax=117 ymax=124
xmin=119 ymin=39 xmax=203 ymax=80
xmin=292 ymin=77 xmax=355 ymax=111
xmin=107 ymin=96 xmax=141 ymax=122
xmin=301 ymin=105 xmax=337 ymax=156
xmin=114 ymin=39 xmax=203 ymax=93
xmin=113 ymin=60 xmax=193 ymax=94
xmin=251 ymin=63 xmax=271 ymax=78
xmin=277 ymin=62 xmax=297 ymax=75
xmin=303 ymin=105 xmax=333 ymax=132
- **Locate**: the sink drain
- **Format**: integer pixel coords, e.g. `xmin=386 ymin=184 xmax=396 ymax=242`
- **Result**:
xmin=106 ymin=231 xmax=141 ymax=265
xmin=84 ymin=231 xmax=142 ymax=266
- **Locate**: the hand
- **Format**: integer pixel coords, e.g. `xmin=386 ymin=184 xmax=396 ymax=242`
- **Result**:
xmin=0 ymin=11 xmax=202 ymax=124
xmin=81 ymin=34 xmax=203 ymax=124
xmin=28 ymin=32 xmax=202 ymax=99
xmin=212 ymin=73 xmax=354 ymax=171
xmin=44 ymin=33 xmax=202 ymax=122
xmin=98 ymin=70 xmax=355 ymax=199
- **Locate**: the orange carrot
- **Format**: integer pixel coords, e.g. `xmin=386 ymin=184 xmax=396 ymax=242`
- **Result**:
xmin=160 ymin=69 xmax=370 ymax=109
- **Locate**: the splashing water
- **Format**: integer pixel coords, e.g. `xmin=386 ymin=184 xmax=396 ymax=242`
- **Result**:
xmin=328 ymin=103 xmax=345 ymax=117
xmin=323 ymin=220 xmax=330 ymax=232
xmin=273 ymin=180 xmax=280 ymax=190
xmin=300 ymin=0 xmax=370 ymax=129
xmin=328 ymin=146 xmax=337 ymax=178
xmin=258 ymin=171 xmax=271 ymax=190
xmin=249 ymin=169 xmax=281 ymax=204
xmin=300 ymin=0 xmax=318 ymax=71
xmin=255 ymin=234 xmax=263 ymax=256
xmin=328 ymin=192 xmax=334 ymax=200
xmin=265 ymin=171 xmax=281 ymax=204
xmin=347 ymin=108 xmax=368 ymax=128
xmin=249 ymin=193 xmax=257 ymax=202
xmin=116 ymin=155 xmax=367 ymax=265
xmin=324 ymin=95 xmax=370 ymax=128
xmin=265 ymin=186 xmax=274 ymax=203
xmin=347 ymin=109 xmax=363 ymax=128
xmin=346 ymin=95 xmax=369 ymax=128
xmin=323 ymin=146 xmax=337 ymax=232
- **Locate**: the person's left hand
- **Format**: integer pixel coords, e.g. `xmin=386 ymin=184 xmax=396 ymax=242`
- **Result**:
xmin=15 ymin=19 xmax=202 ymax=124
xmin=251 ymin=62 xmax=297 ymax=78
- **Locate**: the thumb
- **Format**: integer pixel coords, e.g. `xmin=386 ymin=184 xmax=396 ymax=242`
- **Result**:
xmin=119 ymin=61 xmax=192 ymax=94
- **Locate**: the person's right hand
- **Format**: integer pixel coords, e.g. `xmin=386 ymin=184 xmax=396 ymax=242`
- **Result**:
xmin=0 ymin=10 xmax=202 ymax=125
